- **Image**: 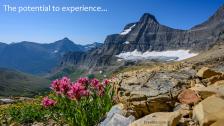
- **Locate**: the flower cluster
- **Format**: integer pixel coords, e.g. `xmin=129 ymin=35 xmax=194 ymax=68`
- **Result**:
xmin=67 ymin=82 xmax=90 ymax=100
xmin=50 ymin=77 xmax=71 ymax=94
xmin=90 ymin=79 xmax=102 ymax=95
xmin=42 ymin=77 xmax=111 ymax=107
xmin=42 ymin=96 xmax=56 ymax=108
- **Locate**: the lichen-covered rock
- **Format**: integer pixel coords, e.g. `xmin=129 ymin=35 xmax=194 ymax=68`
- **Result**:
xmin=178 ymin=89 xmax=201 ymax=105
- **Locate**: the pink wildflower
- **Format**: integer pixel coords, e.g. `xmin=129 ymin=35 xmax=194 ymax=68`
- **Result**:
xmin=77 ymin=77 xmax=89 ymax=86
xmin=67 ymin=82 xmax=89 ymax=100
xmin=42 ymin=97 xmax=56 ymax=108
xmin=103 ymin=79 xmax=110 ymax=86
xmin=79 ymin=89 xmax=90 ymax=97
xmin=96 ymin=84 xmax=105 ymax=96
xmin=59 ymin=76 xmax=71 ymax=94
xmin=91 ymin=78 xmax=100 ymax=88
xmin=50 ymin=77 xmax=71 ymax=94
xmin=50 ymin=79 xmax=61 ymax=94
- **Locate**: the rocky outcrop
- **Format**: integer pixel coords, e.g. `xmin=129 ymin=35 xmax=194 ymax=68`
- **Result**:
xmin=196 ymin=67 xmax=222 ymax=79
xmin=193 ymin=96 xmax=224 ymax=126
xmin=100 ymin=104 xmax=135 ymax=126
xmin=206 ymin=74 xmax=224 ymax=85
xmin=112 ymin=64 xmax=224 ymax=125
xmin=113 ymin=64 xmax=195 ymax=118
xmin=61 ymin=51 xmax=86 ymax=65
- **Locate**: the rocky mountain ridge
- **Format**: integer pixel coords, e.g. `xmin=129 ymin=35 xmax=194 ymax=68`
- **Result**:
xmin=61 ymin=5 xmax=224 ymax=68
xmin=0 ymin=38 xmax=102 ymax=74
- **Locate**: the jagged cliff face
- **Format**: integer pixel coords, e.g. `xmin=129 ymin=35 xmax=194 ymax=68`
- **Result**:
xmin=61 ymin=5 xmax=224 ymax=67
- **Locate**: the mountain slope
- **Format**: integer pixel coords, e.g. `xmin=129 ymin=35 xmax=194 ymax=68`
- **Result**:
xmin=0 ymin=68 xmax=50 ymax=97
xmin=44 ymin=38 xmax=85 ymax=55
xmin=61 ymin=5 xmax=224 ymax=68
xmin=0 ymin=38 xmax=99 ymax=75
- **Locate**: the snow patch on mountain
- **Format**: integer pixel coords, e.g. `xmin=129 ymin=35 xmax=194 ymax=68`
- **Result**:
xmin=120 ymin=24 xmax=136 ymax=35
xmin=124 ymin=41 xmax=130 ymax=44
xmin=53 ymin=50 xmax=58 ymax=53
xmin=116 ymin=50 xmax=198 ymax=61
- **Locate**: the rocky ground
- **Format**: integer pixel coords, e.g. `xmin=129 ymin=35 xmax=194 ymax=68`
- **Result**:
xmin=100 ymin=43 xmax=224 ymax=126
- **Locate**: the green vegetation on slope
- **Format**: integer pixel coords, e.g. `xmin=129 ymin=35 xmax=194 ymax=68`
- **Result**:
xmin=0 ymin=68 xmax=50 ymax=97
xmin=49 ymin=66 xmax=86 ymax=81
xmin=49 ymin=66 xmax=113 ymax=82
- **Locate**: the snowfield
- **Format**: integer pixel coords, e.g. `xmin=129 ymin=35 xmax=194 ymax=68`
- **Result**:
xmin=124 ymin=41 xmax=130 ymax=44
xmin=116 ymin=50 xmax=198 ymax=61
xmin=53 ymin=50 xmax=58 ymax=53
xmin=120 ymin=24 xmax=136 ymax=35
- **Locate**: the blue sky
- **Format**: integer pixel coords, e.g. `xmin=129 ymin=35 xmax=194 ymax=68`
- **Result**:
xmin=0 ymin=0 xmax=223 ymax=44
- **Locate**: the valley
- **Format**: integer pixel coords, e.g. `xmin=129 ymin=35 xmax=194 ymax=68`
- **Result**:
xmin=0 ymin=68 xmax=50 ymax=97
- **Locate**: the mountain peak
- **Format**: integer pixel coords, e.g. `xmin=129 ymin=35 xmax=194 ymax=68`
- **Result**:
xmin=55 ymin=37 xmax=74 ymax=44
xmin=139 ymin=13 xmax=159 ymax=24
xmin=62 ymin=37 xmax=70 ymax=41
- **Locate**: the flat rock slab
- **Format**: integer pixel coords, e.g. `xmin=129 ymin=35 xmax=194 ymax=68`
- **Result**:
xmin=129 ymin=111 xmax=181 ymax=126
xmin=115 ymin=68 xmax=194 ymax=117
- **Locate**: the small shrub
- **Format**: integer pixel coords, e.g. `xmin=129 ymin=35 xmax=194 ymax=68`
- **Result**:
xmin=87 ymin=74 xmax=95 ymax=79
xmin=6 ymin=101 xmax=47 ymax=123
